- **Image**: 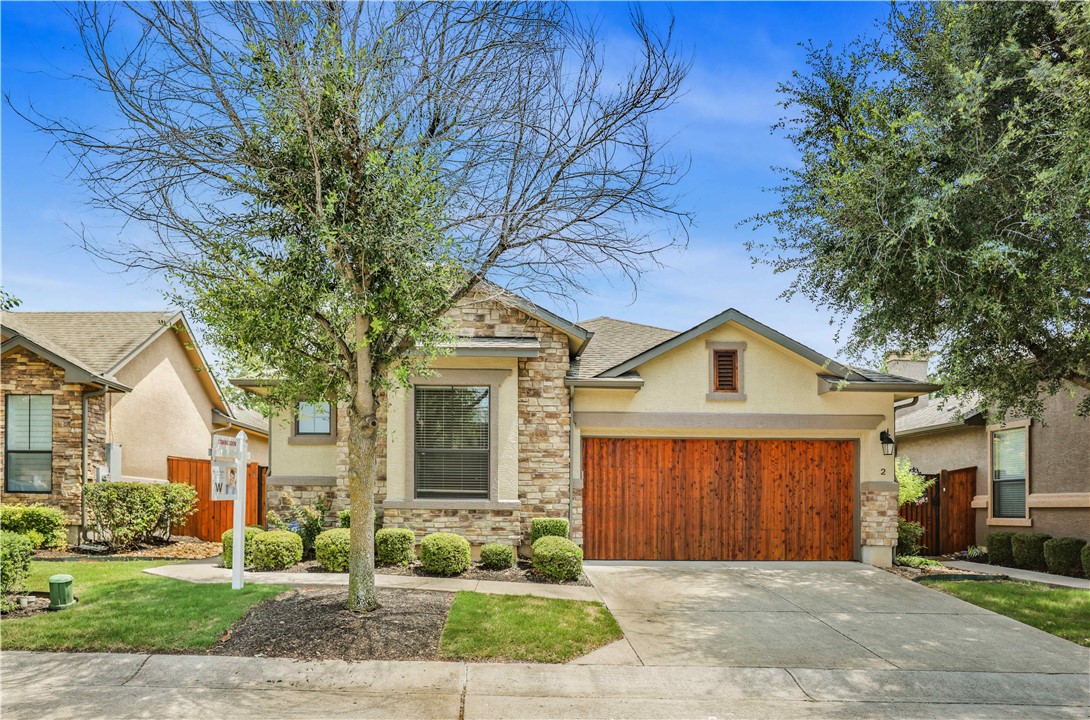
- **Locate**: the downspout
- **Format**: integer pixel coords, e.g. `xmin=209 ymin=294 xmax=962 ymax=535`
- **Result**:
xmin=894 ymin=396 xmax=919 ymax=412
xmin=81 ymin=387 xmax=108 ymax=542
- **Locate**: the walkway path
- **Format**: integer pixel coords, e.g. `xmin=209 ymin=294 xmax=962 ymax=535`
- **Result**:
xmin=942 ymin=560 xmax=1090 ymax=590
xmin=144 ymin=562 xmax=600 ymax=602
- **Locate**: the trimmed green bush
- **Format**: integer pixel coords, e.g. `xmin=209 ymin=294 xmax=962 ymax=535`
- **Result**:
xmin=1 ymin=531 xmax=34 ymax=596
xmin=1043 ymin=537 xmax=1086 ymax=577
xmin=532 ymin=536 xmax=583 ymax=582
xmin=897 ymin=517 xmax=925 ymax=556
xmin=251 ymin=530 xmax=304 ymax=571
xmin=376 ymin=528 xmax=416 ymax=566
xmin=338 ymin=509 xmax=351 ymax=528
xmin=85 ymin=482 xmax=166 ymax=549
xmin=1082 ymin=544 xmax=1090 ymax=579
xmin=987 ymin=532 xmax=1014 ymax=567
xmin=479 ymin=543 xmax=515 ymax=570
xmin=221 ymin=526 xmax=265 ymax=569
xmin=420 ymin=532 xmax=471 ymax=576
xmin=0 ymin=503 xmax=67 ymax=549
xmin=156 ymin=483 xmax=199 ymax=541
xmin=529 ymin=517 xmax=569 ymax=545
xmin=1011 ymin=532 xmax=1051 ymax=571
xmin=315 ymin=528 xmax=351 ymax=572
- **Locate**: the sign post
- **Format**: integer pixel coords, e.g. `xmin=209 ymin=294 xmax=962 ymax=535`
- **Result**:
xmin=211 ymin=430 xmax=248 ymax=589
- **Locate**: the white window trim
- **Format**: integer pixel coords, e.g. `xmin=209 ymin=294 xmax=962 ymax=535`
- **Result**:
xmin=986 ymin=419 xmax=1032 ymax=527
xmin=706 ymin=340 xmax=747 ymax=401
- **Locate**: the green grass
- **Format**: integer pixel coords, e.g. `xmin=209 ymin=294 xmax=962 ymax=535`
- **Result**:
xmin=439 ymin=591 xmax=623 ymax=663
xmin=927 ymin=579 xmax=1090 ymax=647
xmin=1 ymin=561 xmax=285 ymax=652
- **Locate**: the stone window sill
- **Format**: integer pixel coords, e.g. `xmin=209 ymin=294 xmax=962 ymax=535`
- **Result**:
xmin=986 ymin=517 xmax=1032 ymax=527
xmin=287 ymin=435 xmax=336 ymax=446
xmin=382 ymin=499 xmax=521 ymax=511
xmin=706 ymin=392 xmax=747 ymax=402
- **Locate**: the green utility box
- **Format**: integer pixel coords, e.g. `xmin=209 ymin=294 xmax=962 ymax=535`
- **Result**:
xmin=48 ymin=574 xmax=75 ymax=610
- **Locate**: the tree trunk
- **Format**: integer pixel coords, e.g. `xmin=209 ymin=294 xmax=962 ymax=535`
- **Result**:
xmin=347 ymin=314 xmax=379 ymax=612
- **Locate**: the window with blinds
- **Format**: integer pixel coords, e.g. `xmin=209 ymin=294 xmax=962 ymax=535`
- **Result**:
xmin=713 ymin=350 xmax=738 ymax=392
xmin=296 ymin=401 xmax=332 ymax=435
xmin=414 ymin=386 xmax=490 ymax=499
xmin=5 ymin=395 xmax=53 ymax=493
xmin=992 ymin=427 xmax=1027 ymax=518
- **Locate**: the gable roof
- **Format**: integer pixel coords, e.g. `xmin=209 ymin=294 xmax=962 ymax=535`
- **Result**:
xmin=568 ymin=317 xmax=678 ymax=380
xmin=471 ymin=280 xmax=592 ymax=355
xmin=896 ymin=394 xmax=984 ymax=436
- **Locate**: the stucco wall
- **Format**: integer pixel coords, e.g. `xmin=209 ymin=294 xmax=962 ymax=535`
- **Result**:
xmin=268 ymin=410 xmax=338 ymax=480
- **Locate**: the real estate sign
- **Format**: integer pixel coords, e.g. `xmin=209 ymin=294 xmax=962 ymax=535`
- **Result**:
xmin=210 ymin=430 xmax=248 ymax=589
xmin=210 ymin=458 xmax=237 ymax=501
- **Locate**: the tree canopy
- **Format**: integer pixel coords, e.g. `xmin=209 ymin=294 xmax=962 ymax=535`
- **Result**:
xmin=750 ymin=1 xmax=1090 ymax=418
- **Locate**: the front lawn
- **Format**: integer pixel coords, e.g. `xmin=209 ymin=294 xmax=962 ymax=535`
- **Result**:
xmin=1 ymin=561 xmax=285 ymax=652
xmin=439 ymin=591 xmax=622 ymax=663
xmin=926 ymin=579 xmax=1090 ymax=647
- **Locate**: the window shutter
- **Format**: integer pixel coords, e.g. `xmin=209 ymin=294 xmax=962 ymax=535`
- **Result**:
xmin=714 ymin=350 xmax=737 ymax=392
xmin=414 ymin=386 xmax=490 ymax=498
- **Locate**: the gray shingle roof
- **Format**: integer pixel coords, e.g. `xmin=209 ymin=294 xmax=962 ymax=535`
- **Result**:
xmin=896 ymin=394 xmax=983 ymax=434
xmin=568 ymin=317 xmax=678 ymax=379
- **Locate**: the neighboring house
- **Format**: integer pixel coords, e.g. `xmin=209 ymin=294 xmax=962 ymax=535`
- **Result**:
xmin=893 ymin=355 xmax=1090 ymax=544
xmin=234 ymin=286 xmax=935 ymax=567
xmin=1 ymin=311 xmax=269 ymax=542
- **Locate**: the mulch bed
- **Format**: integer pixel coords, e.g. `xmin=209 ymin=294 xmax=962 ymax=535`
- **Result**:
xmin=887 ymin=561 xmax=990 ymax=582
xmin=36 ymin=536 xmax=222 ymax=561
xmin=1 ymin=592 xmax=54 ymax=619
xmin=269 ymin=558 xmax=593 ymax=586
xmin=210 ymin=587 xmax=452 ymax=661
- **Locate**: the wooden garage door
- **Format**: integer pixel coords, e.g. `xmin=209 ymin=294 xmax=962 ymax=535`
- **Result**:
xmin=582 ymin=438 xmax=855 ymax=561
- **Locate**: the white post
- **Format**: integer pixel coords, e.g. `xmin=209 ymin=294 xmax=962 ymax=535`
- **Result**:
xmin=232 ymin=430 xmax=248 ymax=590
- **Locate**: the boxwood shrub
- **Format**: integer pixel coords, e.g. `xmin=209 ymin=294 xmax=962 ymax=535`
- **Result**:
xmin=85 ymin=482 xmax=166 ymax=549
xmin=251 ymin=530 xmax=304 ymax=570
xmin=479 ymin=543 xmax=515 ymax=570
xmin=376 ymin=528 xmax=416 ymax=566
xmin=1082 ymin=544 xmax=1090 ymax=579
xmin=1043 ymin=537 xmax=1086 ymax=577
xmin=986 ymin=532 xmax=1014 ymax=567
xmin=0 ymin=503 xmax=68 ymax=549
xmin=221 ymin=526 xmax=265 ymax=569
xmin=1011 ymin=532 xmax=1051 ymax=571
xmin=338 ymin=509 xmax=351 ymax=528
xmin=532 ymin=536 xmax=583 ymax=582
xmin=420 ymin=532 xmax=471 ymax=576
xmin=1 ymin=531 xmax=34 ymax=596
xmin=529 ymin=517 xmax=569 ymax=545
xmin=315 ymin=528 xmax=351 ymax=572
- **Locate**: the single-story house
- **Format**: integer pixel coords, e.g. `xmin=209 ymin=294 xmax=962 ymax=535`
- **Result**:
xmin=1 ymin=311 xmax=268 ymax=542
xmin=234 ymin=286 xmax=936 ymax=567
xmin=893 ymin=355 xmax=1090 ymax=544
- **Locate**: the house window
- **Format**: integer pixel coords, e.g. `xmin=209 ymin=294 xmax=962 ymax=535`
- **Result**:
xmin=296 ymin=402 xmax=332 ymax=436
xmin=713 ymin=350 xmax=738 ymax=392
xmin=991 ymin=427 xmax=1027 ymax=519
xmin=414 ymin=386 xmax=490 ymax=499
xmin=5 ymin=395 xmax=53 ymax=493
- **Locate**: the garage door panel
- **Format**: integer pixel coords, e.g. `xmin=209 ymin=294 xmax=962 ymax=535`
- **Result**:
xmin=582 ymin=438 xmax=855 ymax=561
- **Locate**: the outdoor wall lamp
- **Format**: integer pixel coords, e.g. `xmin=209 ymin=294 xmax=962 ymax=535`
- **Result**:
xmin=879 ymin=429 xmax=895 ymax=456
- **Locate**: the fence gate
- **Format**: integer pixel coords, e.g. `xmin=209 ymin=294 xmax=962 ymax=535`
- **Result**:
xmin=899 ymin=466 xmax=976 ymax=555
xmin=168 ymin=456 xmax=266 ymax=541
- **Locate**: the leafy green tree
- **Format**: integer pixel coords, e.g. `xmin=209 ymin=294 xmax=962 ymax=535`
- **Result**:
xmin=0 ymin=288 xmax=20 ymax=312
xmin=20 ymin=2 xmax=688 ymax=610
xmin=895 ymin=457 xmax=932 ymax=506
xmin=750 ymin=2 xmax=1090 ymax=419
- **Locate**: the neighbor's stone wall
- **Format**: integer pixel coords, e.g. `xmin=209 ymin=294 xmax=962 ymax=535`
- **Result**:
xmin=1 ymin=347 xmax=107 ymax=538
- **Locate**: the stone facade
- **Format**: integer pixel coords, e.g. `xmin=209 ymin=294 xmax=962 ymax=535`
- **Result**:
xmin=860 ymin=480 xmax=898 ymax=566
xmin=1 ymin=347 xmax=107 ymax=538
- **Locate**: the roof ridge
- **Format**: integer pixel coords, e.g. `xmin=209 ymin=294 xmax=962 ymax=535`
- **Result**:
xmin=582 ymin=316 xmax=678 ymax=334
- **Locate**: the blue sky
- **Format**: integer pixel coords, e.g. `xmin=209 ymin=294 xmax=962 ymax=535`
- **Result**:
xmin=1 ymin=1 xmax=890 ymax=360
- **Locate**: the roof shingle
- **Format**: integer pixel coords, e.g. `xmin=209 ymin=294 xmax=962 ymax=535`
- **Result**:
xmin=568 ymin=317 xmax=678 ymax=379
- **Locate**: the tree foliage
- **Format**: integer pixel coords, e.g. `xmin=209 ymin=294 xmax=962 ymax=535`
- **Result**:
xmin=895 ymin=456 xmax=932 ymax=506
xmin=750 ymin=1 xmax=1090 ymax=418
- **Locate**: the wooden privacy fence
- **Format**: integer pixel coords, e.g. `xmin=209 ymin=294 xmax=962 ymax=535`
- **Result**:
xmin=168 ymin=456 xmax=266 ymax=542
xmin=899 ymin=466 xmax=976 ymax=555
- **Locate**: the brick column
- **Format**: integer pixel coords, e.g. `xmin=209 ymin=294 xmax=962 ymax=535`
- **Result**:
xmin=860 ymin=480 xmax=898 ymax=567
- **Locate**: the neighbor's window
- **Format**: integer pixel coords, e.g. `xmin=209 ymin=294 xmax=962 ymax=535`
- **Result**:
xmin=712 ymin=349 xmax=739 ymax=393
xmin=295 ymin=401 xmax=332 ymax=436
xmin=5 ymin=395 xmax=53 ymax=493
xmin=991 ymin=427 xmax=1027 ymax=519
xmin=414 ymin=386 xmax=490 ymax=499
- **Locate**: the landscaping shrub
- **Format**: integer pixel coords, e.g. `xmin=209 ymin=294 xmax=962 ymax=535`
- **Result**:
xmin=250 ymin=530 xmax=304 ymax=571
xmin=20 ymin=529 xmax=46 ymax=549
xmin=479 ymin=543 xmax=515 ymax=570
xmin=1043 ymin=537 xmax=1086 ymax=577
xmin=420 ymin=532 xmax=471 ymax=576
xmin=85 ymin=482 xmax=166 ymax=549
xmin=1083 ymin=544 xmax=1090 ymax=579
xmin=987 ymin=532 xmax=1014 ymax=566
xmin=314 ymin=528 xmax=351 ymax=572
xmin=221 ymin=526 xmax=265 ymax=569
xmin=0 ymin=503 xmax=67 ymax=549
xmin=376 ymin=528 xmax=416 ymax=566
xmin=155 ymin=483 xmax=198 ymax=541
xmin=1 ymin=531 xmax=34 ymax=597
xmin=896 ymin=555 xmax=942 ymax=568
xmin=896 ymin=517 xmax=925 ymax=556
xmin=532 ymin=536 xmax=583 ymax=582
xmin=530 ymin=517 xmax=569 ymax=545
xmin=267 ymin=499 xmax=328 ymax=554
xmin=266 ymin=510 xmax=289 ymax=531
xmin=1011 ymin=532 xmax=1051 ymax=571
xmin=339 ymin=509 xmax=351 ymax=528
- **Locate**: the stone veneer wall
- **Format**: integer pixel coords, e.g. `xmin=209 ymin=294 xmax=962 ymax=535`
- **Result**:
xmin=1 ymin=347 xmax=107 ymax=538
xmin=860 ymin=480 xmax=898 ymax=565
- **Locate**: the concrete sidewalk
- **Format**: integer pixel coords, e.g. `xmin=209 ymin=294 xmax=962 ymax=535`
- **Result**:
xmin=144 ymin=561 xmax=601 ymax=601
xmin=3 ymin=651 xmax=1087 ymax=719
xmin=942 ymin=560 xmax=1090 ymax=590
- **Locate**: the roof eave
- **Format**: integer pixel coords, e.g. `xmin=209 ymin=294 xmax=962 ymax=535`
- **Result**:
xmin=565 ymin=377 xmax=644 ymax=390
xmin=1 ymin=335 xmax=132 ymax=392
xmin=818 ymin=378 xmax=942 ymax=396
xmin=212 ymin=408 xmax=269 ymax=437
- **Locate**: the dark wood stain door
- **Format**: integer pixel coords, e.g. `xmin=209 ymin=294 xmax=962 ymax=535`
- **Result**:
xmin=898 ymin=466 xmax=976 ymax=555
xmin=582 ymin=438 xmax=856 ymax=561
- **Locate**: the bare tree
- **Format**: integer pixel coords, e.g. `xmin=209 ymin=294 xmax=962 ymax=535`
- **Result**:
xmin=16 ymin=1 xmax=689 ymax=610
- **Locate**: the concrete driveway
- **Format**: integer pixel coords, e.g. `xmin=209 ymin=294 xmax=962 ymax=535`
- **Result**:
xmin=584 ymin=561 xmax=1090 ymax=672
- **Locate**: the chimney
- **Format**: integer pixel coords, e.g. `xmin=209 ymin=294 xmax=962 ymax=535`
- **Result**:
xmin=886 ymin=352 xmax=930 ymax=409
